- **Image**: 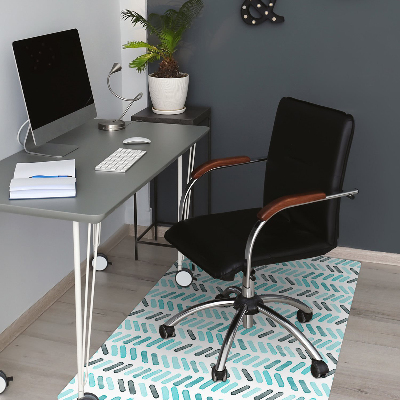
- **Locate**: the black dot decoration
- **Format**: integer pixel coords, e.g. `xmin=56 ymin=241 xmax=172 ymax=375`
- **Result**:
xmin=241 ymin=0 xmax=284 ymax=25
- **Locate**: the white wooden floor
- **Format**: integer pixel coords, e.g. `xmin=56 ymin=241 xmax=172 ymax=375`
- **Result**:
xmin=0 ymin=235 xmax=399 ymax=400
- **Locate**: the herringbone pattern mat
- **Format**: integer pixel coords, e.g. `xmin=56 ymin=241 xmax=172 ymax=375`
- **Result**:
xmin=58 ymin=256 xmax=360 ymax=400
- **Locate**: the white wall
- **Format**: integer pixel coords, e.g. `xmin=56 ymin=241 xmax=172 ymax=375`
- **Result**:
xmin=120 ymin=0 xmax=152 ymax=226
xmin=0 ymin=0 xmax=147 ymax=335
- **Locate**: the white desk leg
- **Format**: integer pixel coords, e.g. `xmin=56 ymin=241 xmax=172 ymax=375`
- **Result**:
xmin=73 ymin=221 xmax=84 ymax=398
xmin=177 ymin=155 xmax=183 ymax=271
xmin=175 ymin=145 xmax=197 ymax=288
xmin=73 ymin=222 xmax=101 ymax=400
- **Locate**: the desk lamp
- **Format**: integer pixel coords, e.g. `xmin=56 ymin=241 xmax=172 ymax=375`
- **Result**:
xmin=98 ymin=63 xmax=143 ymax=131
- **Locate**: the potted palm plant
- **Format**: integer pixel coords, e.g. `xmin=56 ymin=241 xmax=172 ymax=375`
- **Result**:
xmin=122 ymin=0 xmax=204 ymax=114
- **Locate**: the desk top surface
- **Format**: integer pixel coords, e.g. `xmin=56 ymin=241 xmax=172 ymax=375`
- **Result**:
xmin=0 ymin=120 xmax=208 ymax=223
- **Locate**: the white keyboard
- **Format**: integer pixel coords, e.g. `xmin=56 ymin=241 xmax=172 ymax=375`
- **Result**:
xmin=95 ymin=148 xmax=146 ymax=173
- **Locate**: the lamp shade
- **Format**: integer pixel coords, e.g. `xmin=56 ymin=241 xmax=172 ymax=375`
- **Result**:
xmin=109 ymin=63 xmax=122 ymax=75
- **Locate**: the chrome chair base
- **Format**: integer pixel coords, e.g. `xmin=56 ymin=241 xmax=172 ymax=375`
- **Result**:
xmin=159 ymin=286 xmax=329 ymax=381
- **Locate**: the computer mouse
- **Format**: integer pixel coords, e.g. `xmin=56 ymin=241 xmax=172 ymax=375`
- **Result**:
xmin=123 ymin=137 xmax=151 ymax=144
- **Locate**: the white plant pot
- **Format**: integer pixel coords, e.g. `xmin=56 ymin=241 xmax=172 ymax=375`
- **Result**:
xmin=148 ymin=73 xmax=189 ymax=114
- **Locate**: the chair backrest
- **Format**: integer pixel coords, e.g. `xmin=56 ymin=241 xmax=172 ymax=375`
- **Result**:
xmin=264 ymin=97 xmax=355 ymax=246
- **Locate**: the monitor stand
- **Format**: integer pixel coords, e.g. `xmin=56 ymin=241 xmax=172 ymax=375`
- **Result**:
xmin=23 ymin=126 xmax=78 ymax=158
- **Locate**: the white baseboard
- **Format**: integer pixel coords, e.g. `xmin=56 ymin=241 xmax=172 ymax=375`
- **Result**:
xmin=0 ymin=224 xmax=130 ymax=352
xmin=326 ymin=246 xmax=400 ymax=266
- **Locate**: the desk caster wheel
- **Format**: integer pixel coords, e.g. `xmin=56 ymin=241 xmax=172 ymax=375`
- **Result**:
xmin=311 ymin=359 xmax=329 ymax=378
xmin=80 ymin=393 xmax=99 ymax=400
xmin=175 ymin=268 xmax=193 ymax=287
xmin=0 ymin=371 xmax=13 ymax=394
xmin=91 ymin=253 xmax=111 ymax=271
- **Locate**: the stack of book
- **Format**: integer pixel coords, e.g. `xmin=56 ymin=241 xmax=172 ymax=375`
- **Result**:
xmin=9 ymin=159 xmax=76 ymax=200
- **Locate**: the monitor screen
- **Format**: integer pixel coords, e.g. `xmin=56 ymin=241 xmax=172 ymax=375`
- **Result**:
xmin=13 ymin=29 xmax=96 ymax=146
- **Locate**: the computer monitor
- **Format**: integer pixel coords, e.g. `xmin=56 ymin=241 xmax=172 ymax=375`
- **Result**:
xmin=13 ymin=29 xmax=96 ymax=157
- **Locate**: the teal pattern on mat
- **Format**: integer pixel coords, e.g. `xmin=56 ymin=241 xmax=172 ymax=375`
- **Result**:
xmin=58 ymin=256 xmax=360 ymax=400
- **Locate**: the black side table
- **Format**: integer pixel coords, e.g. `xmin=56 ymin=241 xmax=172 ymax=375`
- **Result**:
xmin=131 ymin=106 xmax=212 ymax=259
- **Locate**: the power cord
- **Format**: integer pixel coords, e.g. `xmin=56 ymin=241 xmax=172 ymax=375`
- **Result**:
xmin=17 ymin=119 xmax=30 ymax=145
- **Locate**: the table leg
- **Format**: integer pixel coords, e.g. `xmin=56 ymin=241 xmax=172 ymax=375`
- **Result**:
xmin=73 ymin=222 xmax=84 ymax=398
xmin=154 ymin=177 xmax=158 ymax=241
xmin=176 ymin=145 xmax=197 ymax=275
xmin=177 ymin=155 xmax=183 ymax=270
xmin=134 ymin=193 xmax=138 ymax=260
xmin=73 ymin=221 xmax=101 ymax=400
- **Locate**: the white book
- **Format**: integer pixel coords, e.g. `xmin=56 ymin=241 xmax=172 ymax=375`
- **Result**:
xmin=13 ymin=159 xmax=75 ymax=179
xmin=10 ymin=160 xmax=76 ymax=200
xmin=9 ymin=189 xmax=76 ymax=200
xmin=10 ymin=177 xmax=76 ymax=191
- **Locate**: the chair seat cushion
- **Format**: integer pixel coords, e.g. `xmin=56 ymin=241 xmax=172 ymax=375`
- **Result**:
xmin=165 ymin=208 xmax=334 ymax=281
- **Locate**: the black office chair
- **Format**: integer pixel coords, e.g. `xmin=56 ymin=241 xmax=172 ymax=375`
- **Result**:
xmin=159 ymin=97 xmax=358 ymax=382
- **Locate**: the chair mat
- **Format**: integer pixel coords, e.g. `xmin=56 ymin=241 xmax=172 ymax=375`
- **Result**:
xmin=58 ymin=256 xmax=361 ymax=400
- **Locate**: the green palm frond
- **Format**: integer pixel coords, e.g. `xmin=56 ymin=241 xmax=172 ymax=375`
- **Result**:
xmin=129 ymin=52 xmax=161 ymax=73
xmin=147 ymin=12 xmax=164 ymax=30
xmin=123 ymin=41 xmax=162 ymax=55
xmin=163 ymin=9 xmax=179 ymax=31
xmin=175 ymin=0 xmax=204 ymax=31
xmin=149 ymin=12 xmax=173 ymax=32
xmin=159 ymin=30 xmax=183 ymax=55
xmin=157 ymin=0 xmax=203 ymax=34
xmin=121 ymin=10 xmax=161 ymax=38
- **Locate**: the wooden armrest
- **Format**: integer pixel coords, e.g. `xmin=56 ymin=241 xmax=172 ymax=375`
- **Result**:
xmin=257 ymin=191 xmax=326 ymax=221
xmin=191 ymin=156 xmax=251 ymax=179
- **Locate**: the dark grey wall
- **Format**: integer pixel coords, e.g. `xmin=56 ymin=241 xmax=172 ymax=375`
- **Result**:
xmin=148 ymin=0 xmax=400 ymax=253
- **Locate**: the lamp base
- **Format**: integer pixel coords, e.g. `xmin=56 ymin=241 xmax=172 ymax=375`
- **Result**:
xmin=97 ymin=119 xmax=126 ymax=131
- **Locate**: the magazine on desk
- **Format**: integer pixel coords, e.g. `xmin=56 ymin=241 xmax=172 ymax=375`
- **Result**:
xmin=9 ymin=159 xmax=76 ymax=199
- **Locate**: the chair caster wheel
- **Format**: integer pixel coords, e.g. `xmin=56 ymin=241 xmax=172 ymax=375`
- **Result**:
xmin=80 ymin=393 xmax=99 ymax=400
xmin=0 ymin=370 xmax=13 ymax=394
xmin=91 ymin=253 xmax=111 ymax=271
xmin=297 ymin=309 xmax=313 ymax=323
xmin=311 ymin=359 xmax=329 ymax=378
xmin=159 ymin=325 xmax=176 ymax=339
xmin=211 ymin=365 xmax=228 ymax=382
xmin=175 ymin=268 xmax=193 ymax=287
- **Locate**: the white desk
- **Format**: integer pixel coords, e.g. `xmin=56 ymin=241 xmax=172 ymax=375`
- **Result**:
xmin=0 ymin=119 xmax=208 ymax=399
